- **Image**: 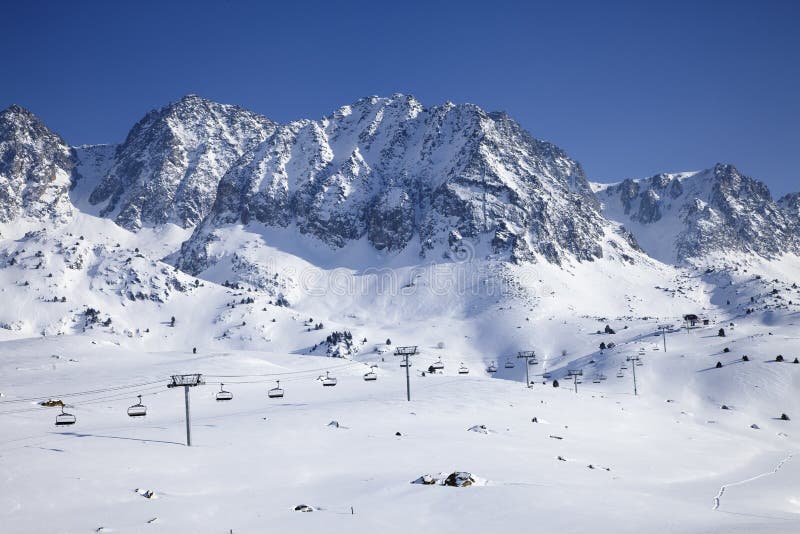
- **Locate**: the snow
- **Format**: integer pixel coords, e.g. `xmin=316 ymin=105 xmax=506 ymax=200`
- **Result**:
xmin=1 ymin=224 xmax=799 ymax=532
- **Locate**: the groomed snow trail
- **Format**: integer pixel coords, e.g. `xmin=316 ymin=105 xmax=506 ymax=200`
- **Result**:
xmin=712 ymin=451 xmax=797 ymax=510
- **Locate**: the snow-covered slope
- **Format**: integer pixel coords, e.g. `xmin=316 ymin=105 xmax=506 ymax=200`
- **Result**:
xmin=86 ymin=95 xmax=276 ymax=230
xmin=594 ymin=164 xmax=799 ymax=264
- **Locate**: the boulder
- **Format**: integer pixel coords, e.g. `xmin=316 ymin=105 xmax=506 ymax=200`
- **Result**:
xmin=443 ymin=472 xmax=475 ymax=487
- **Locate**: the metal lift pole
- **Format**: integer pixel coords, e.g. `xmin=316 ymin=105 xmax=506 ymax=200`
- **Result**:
xmin=184 ymin=385 xmax=191 ymax=446
xmin=518 ymin=351 xmax=535 ymax=388
xmin=395 ymin=347 xmax=417 ymax=402
xmin=168 ymin=374 xmax=204 ymax=447
xmin=405 ymin=353 xmax=411 ymax=402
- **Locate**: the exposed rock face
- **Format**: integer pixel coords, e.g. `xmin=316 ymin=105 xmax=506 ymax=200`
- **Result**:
xmin=778 ymin=193 xmax=800 ymax=237
xmin=0 ymin=105 xmax=73 ymax=223
xmin=596 ymin=164 xmax=799 ymax=264
xmin=87 ymin=95 xmax=276 ymax=230
xmin=178 ymin=94 xmax=607 ymax=274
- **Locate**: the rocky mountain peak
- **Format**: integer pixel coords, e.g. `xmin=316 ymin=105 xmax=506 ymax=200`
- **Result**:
xmin=176 ymin=95 xmax=612 ymax=275
xmin=87 ymin=95 xmax=277 ymax=230
xmin=595 ymin=163 xmax=798 ymax=263
xmin=0 ymin=105 xmax=73 ymax=223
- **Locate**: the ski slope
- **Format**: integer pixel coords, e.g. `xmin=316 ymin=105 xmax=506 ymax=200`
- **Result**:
xmin=1 ymin=284 xmax=798 ymax=533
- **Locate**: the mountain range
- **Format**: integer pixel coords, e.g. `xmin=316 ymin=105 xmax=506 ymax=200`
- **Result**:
xmin=3 ymin=93 xmax=798 ymax=275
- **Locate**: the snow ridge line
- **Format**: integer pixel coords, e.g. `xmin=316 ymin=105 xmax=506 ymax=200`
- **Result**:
xmin=712 ymin=451 xmax=797 ymax=510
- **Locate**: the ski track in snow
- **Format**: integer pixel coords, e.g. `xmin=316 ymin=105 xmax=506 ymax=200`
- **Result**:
xmin=712 ymin=451 xmax=797 ymax=511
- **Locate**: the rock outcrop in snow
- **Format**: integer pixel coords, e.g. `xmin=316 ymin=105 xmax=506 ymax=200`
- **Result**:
xmin=0 ymin=105 xmax=74 ymax=224
xmin=87 ymin=95 xmax=276 ymax=230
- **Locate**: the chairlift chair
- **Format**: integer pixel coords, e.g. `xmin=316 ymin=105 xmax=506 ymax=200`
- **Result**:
xmin=55 ymin=406 xmax=76 ymax=426
xmin=363 ymin=370 xmax=378 ymax=381
xmin=322 ymin=371 xmax=337 ymax=387
xmin=268 ymin=380 xmax=284 ymax=398
xmin=127 ymin=395 xmax=147 ymax=417
xmin=529 ymin=357 xmax=538 ymax=365
xmin=505 ymin=358 xmax=515 ymax=369
xmin=400 ymin=359 xmax=411 ymax=367
xmin=592 ymin=374 xmax=602 ymax=384
xmin=487 ymin=361 xmax=498 ymax=373
xmin=432 ymin=358 xmax=445 ymax=371
xmin=458 ymin=363 xmax=469 ymax=375
xmin=215 ymin=384 xmax=233 ymax=401
xmin=616 ymin=371 xmax=625 ymax=378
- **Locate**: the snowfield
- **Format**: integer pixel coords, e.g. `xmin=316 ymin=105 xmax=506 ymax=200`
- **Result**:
xmin=1 ymin=252 xmax=799 ymax=533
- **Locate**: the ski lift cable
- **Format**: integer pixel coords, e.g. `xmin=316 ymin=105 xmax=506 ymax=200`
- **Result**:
xmin=0 ymin=379 xmax=168 ymax=405
xmin=204 ymin=361 xmax=363 ymax=378
xmin=203 ymin=366 xmax=365 ymax=385
xmin=0 ymin=384 xmax=169 ymax=416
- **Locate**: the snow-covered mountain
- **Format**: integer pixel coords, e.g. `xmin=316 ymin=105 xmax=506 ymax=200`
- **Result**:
xmin=85 ymin=95 xmax=276 ymax=230
xmin=177 ymin=94 xmax=610 ymax=275
xmin=594 ymin=164 xmax=800 ymax=264
xmin=2 ymin=97 xmax=800 ymax=533
xmin=0 ymin=105 xmax=74 ymax=224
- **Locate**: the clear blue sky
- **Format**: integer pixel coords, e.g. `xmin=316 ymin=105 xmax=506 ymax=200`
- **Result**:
xmin=2 ymin=0 xmax=798 ymax=195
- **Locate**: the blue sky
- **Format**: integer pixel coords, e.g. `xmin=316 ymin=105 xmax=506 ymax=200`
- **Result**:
xmin=2 ymin=0 xmax=798 ymax=195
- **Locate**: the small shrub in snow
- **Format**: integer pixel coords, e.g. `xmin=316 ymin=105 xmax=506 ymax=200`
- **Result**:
xmin=780 ymin=413 xmax=790 ymax=421
xmin=775 ymin=355 xmax=784 ymax=362
xmin=715 ymin=361 xmax=723 ymax=369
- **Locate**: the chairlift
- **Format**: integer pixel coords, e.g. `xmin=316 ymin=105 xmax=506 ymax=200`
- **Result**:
xmin=542 ymin=372 xmax=552 ymax=379
xmin=268 ymin=380 xmax=284 ymax=398
xmin=505 ymin=358 xmax=515 ymax=369
xmin=363 ymin=370 xmax=378 ymax=381
xmin=458 ymin=363 xmax=469 ymax=375
xmin=127 ymin=395 xmax=147 ymax=417
xmin=635 ymin=360 xmax=644 ymax=367
xmin=529 ymin=357 xmax=538 ymax=365
xmin=400 ymin=359 xmax=411 ymax=368
xmin=616 ymin=371 xmax=625 ymax=378
xmin=487 ymin=361 xmax=498 ymax=373
xmin=432 ymin=358 xmax=445 ymax=370
xmin=592 ymin=374 xmax=602 ymax=384
xmin=322 ymin=371 xmax=337 ymax=387
xmin=215 ymin=384 xmax=233 ymax=401
xmin=620 ymin=363 xmax=628 ymax=370
xmin=55 ymin=405 xmax=76 ymax=426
